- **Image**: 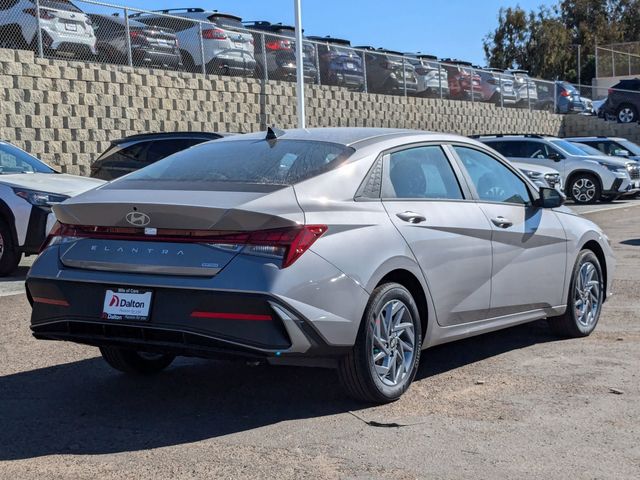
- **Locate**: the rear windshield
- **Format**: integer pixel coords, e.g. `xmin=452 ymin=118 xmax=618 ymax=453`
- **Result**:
xmin=209 ymin=15 xmax=244 ymax=30
xmin=121 ymin=139 xmax=355 ymax=187
xmin=39 ymin=0 xmax=82 ymax=12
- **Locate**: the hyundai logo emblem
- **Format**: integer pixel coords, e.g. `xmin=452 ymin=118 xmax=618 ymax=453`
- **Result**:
xmin=126 ymin=211 xmax=151 ymax=227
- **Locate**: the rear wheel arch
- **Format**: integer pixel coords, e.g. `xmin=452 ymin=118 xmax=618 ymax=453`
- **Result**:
xmin=376 ymin=269 xmax=429 ymax=341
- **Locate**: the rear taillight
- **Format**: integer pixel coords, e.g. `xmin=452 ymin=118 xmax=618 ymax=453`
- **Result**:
xmin=560 ymin=90 xmax=571 ymax=97
xmin=265 ymin=39 xmax=293 ymax=51
xmin=202 ymin=28 xmax=227 ymax=40
xmin=129 ymin=31 xmax=143 ymax=42
xmin=24 ymin=8 xmax=55 ymax=20
xmin=41 ymin=222 xmax=328 ymax=268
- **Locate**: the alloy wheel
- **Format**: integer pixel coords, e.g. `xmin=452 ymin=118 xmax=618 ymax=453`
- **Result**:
xmin=572 ymin=178 xmax=596 ymax=203
xmin=574 ymin=261 xmax=602 ymax=327
xmin=618 ymin=107 xmax=635 ymax=123
xmin=369 ymin=299 xmax=416 ymax=387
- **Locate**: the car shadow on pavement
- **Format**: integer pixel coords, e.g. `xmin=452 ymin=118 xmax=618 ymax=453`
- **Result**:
xmin=0 ymin=265 xmax=29 ymax=282
xmin=0 ymin=320 xmax=558 ymax=460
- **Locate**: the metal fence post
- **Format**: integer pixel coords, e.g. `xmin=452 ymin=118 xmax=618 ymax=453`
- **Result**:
xmin=402 ymin=56 xmax=407 ymax=97
xmin=498 ymin=74 xmax=504 ymax=108
xmin=526 ymin=78 xmax=531 ymax=110
xmin=438 ymin=62 xmax=443 ymax=99
xmin=629 ymin=53 xmax=632 ymax=76
xmin=361 ymin=50 xmax=367 ymax=93
xmin=34 ymin=0 xmax=44 ymax=58
xmin=260 ymin=33 xmax=268 ymax=82
xmin=553 ymin=81 xmax=557 ymax=113
xmin=198 ymin=23 xmax=206 ymax=74
xmin=470 ymin=66 xmax=475 ymax=103
xmin=314 ymin=42 xmax=321 ymax=85
xmin=612 ymin=53 xmax=615 ymax=77
xmin=123 ymin=8 xmax=133 ymax=67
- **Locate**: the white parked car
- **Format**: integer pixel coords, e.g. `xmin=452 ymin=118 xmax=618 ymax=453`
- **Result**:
xmin=0 ymin=0 xmax=96 ymax=58
xmin=131 ymin=8 xmax=256 ymax=75
xmin=514 ymin=162 xmax=563 ymax=191
xmin=0 ymin=141 xmax=104 ymax=276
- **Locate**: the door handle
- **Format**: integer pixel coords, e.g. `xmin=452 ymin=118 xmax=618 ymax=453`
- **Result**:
xmin=491 ymin=216 xmax=513 ymax=228
xmin=396 ymin=211 xmax=426 ymax=224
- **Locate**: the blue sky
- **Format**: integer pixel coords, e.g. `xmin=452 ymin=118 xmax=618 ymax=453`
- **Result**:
xmin=93 ymin=0 xmax=555 ymax=65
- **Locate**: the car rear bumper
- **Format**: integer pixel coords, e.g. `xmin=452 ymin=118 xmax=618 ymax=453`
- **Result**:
xmin=27 ymin=278 xmax=351 ymax=364
xmin=26 ymin=245 xmax=369 ymax=361
xmin=133 ymin=49 xmax=182 ymax=68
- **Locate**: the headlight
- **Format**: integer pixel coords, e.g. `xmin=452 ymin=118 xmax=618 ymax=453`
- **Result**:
xmin=598 ymin=162 xmax=628 ymax=173
xmin=13 ymin=188 xmax=69 ymax=206
xmin=521 ymin=170 xmax=543 ymax=179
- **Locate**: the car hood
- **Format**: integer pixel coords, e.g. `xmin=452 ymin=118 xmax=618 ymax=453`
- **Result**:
xmin=577 ymin=155 xmax=632 ymax=168
xmin=511 ymin=161 xmax=559 ymax=175
xmin=0 ymin=173 xmax=105 ymax=196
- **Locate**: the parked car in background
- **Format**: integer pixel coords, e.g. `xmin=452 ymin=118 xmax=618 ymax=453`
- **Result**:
xmin=477 ymin=134 xmax=633 ymax=203
xmin=404 ymin=53 xmax=449 ymax=98
xmin=440 ymin=59 xmax=482 ymax=101
xmin=515 ymin=162 xmax=563 ymax=191
xmin=581 ymin=96 xmax=594 ymax=115
xmin=565 ymin=137 xmax=640 ymax=189
xmin=131 ymin=8 xmax=255 ymax=76
xmin=90 ymin=132 xmax=227 ymax=180
xmin=602 ymin=78 xmax=640 ymax=123
xmin=476 ymin=67 xmax=517 ymax=106
xmin=89 ymin=14 xmax=182 ymax=69
xmin=510 ymin=70 xmax=538 ymax=107
xmin=242 ymin=21 xmax=317 ymax=83
xmin=27 ymin=127 xmax=613 ymax=403
xmin=565 ymin=136 xmax=640 ymax=161
xmin=0 ymin=141 xmax=104 ymax=276
xmin=0 ymin=0 xmax=96 ymax=58
xmin=307 ymin=36 xmax=364 ymax=91
xmin=356 ymin=47 xmax=417 ymax=95
xmin=536 ymin=81 xmax=587 ymax=114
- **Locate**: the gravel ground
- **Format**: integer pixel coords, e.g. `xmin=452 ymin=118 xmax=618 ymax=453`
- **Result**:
xmin=1 ymin=204 xmax=639 ymax=479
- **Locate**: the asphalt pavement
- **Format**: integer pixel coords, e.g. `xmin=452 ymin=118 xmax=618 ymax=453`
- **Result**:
xmin=1 ymin=200 xmax=639 ymax=479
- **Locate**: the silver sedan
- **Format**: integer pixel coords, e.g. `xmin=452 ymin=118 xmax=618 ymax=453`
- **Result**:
xmin=27 ymin=128 xmax=614 ymax=403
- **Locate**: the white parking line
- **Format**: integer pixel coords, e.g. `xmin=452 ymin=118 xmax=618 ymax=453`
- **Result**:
xmin=578 ymin=201 xmax=640 ymax=215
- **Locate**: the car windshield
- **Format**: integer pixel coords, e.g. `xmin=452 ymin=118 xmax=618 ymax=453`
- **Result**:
xmin=0 ymin=142 xmax=55 ymax=174
xmin=550 ymin=139 xmax=589 ymax=156
xmin=572 ymin=143 xmax=605 ymax=156
xmin=121 ymin=139 xmax=355 ymax=187
xmin=617 ymin=139 xmax=640 ymax=155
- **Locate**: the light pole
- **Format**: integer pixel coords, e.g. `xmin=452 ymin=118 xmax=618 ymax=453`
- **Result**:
xmin=573 ymin=43 xmax=582 ymax=92
xmin=294 ymin=0 xmax=306 ymax=129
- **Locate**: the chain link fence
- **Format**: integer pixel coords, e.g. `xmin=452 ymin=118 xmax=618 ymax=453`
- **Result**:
xmin=2 ymin=0 xmax=639 ymax=118
xmin=596 ymin=43 xmax=640 ymax=79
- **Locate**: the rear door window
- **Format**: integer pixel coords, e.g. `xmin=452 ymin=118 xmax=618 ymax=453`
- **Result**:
xmin=384 ymin=146 xmax=463 ymax=200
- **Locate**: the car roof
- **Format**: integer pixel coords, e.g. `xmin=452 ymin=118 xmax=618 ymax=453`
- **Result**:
xmin=471 ymin=134 xmax=555 ymax=141
xmin=306 ymin=36 xmax=351 ymax=45
xmin=89 ymin=13 xmax=146 ymax=28
xmin=110 ymin=131 xmax=229 ymax=145
xmin=565 ymin=136 xmax=626 ymax=142
xmin=212 ymin=127 xmax=481 ymax=150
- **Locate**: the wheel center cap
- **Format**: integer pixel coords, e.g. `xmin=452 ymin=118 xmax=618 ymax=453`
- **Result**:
xmin=390 ymin=337 xmax=398 ymax=349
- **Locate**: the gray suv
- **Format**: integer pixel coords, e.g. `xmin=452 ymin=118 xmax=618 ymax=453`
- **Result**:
xmin=478 ymin=134 xmax=634 ymax=203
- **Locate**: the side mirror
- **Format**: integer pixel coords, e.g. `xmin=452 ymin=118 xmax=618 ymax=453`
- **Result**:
xmin=548 ymin=152 xmax=563 ymax=162
xmin=614 ymin=149 xmax=630 ymax=157
xmin=538 ymin=187 xmax=565 ymax=208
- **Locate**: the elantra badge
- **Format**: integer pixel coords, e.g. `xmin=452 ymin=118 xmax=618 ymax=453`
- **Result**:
xmin=126 ymin=211 xmax=151 ymax=226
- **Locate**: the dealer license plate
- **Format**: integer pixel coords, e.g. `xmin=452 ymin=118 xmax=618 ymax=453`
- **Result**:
xmin=102 ymin=288 xmax=152 ymax=321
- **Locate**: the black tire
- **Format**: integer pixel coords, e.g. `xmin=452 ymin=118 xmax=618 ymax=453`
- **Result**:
xmin=338 ymin=283 xmax=422 ymax=403
xmin=180 ymin=51 xmax=197 ymax=73
xmin=0 ymin=219 xmax=21 ymax=277
xmin=568 ymin=173 xmax=601 ymax=204
xmin=616 ymin=103 xmax=638 ymax=123
xmin=99 ymin=346 xmax=175 ymax=375
xmin=0 ymin=26 xmax=28 ymax=50
xmin=548 ymin=250 xmax=604 ymax=338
